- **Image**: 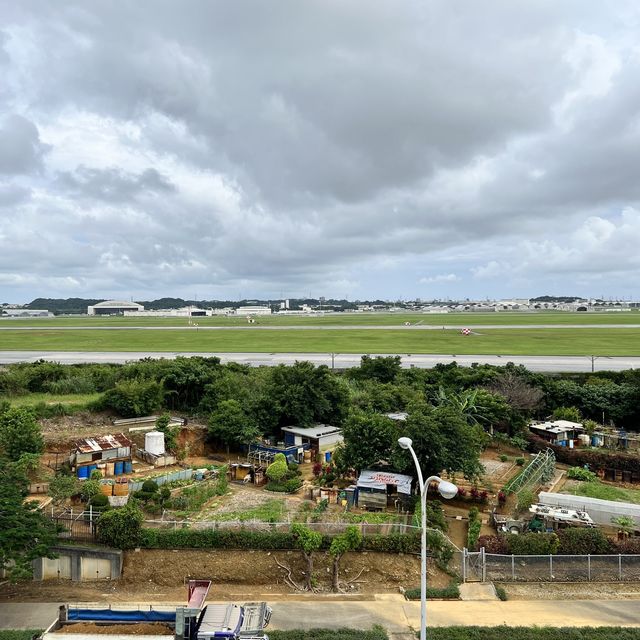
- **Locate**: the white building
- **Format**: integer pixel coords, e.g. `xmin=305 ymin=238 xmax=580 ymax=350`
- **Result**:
xmin=87 ymin=300 xmax=144 ymax=315
xmin=235 ymin=306 xmax=272 ymax=315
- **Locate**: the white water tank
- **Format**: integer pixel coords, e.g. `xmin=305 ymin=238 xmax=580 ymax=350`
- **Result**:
xmin=145 ymin=430 xmax=165 ymax=456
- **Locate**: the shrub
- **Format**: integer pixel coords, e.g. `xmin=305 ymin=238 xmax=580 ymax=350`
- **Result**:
xmin=516 ymin=489 xmax=535 ymax=513
xmin=266 ymin=453 xmax=288 ymax=483
xmin=507 ymin=532 xmax=559 ymax=555
xmin=404 ymin=583 xmax=460 ymax=600
xmin=515 ymin=457 xmax=525 ymax=466
xmin=102 ymin=379 xmax=164 ymax=417
xmin=476 ymin=535 xmax=509 ymax=554
xmin=567 ymin=467 xmax=598 ymax=482
xmin=499 ymin=454 xmax=508 ymax=462
xmin=96 ymin=503 xmax=143 ymax=549
xmin=265 ymin=477 xmax=303 ymax=493
xmin=141 ymin=479 xmax=159 ymax=493
xmin=89 ymin=493 xmax=110 ymax=510
xmin=467 ymin=514 xmax=481 ymax=550
xmin=497 ymin=491 xmax=507 ymax=506
xmin=557 ymin=527 xmax=612 ymax=555
xmin=495 ymin=586 xmax=508 ymax=601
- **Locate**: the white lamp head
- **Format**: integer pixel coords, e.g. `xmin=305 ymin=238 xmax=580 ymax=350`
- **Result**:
xmin=437 ymin=480 xmax=458 ymax=500
xmin=398 ymin=437 xmax=413 ymax=450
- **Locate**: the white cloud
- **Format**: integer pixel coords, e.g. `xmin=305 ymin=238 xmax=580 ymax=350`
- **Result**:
xmin=419 ymin=273 xmax=460 ymax=284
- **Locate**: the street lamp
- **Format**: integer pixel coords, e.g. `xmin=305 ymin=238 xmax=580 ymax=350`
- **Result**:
xmin=398 ymin=436 xmax=458 ymax=640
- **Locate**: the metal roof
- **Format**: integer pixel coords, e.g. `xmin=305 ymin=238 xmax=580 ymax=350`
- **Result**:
xmin=281 ymin=424 xmax=342 ymax=439
xmin=74 ymin=432 xmax=133 ymax=453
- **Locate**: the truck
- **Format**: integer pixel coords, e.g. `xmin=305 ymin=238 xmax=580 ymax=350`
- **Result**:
xmin=39 ymin=580 xmax=272 ymax=640
xmin=491 ymin=503 xmax=596 ymax=534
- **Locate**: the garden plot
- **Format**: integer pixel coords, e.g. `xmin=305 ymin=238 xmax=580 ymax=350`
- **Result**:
xmin=193 ymin=483 xmax=303 ymax=522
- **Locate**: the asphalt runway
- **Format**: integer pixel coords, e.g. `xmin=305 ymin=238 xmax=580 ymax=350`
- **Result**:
xmin=0 ymin=351 xmax=637 ymax=372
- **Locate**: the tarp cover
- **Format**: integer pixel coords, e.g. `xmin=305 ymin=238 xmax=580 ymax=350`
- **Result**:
xmin=68 ymin=608 xmax=176 ymax=622
xmin=357 ymin=470 xmax=413 ymax=495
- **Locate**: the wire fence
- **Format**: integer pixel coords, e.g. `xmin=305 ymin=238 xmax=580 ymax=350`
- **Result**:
xmin=142 ymin=519 xmax=424 ymax=536
xmin=468 ymin=551 xmax=640 ymax=582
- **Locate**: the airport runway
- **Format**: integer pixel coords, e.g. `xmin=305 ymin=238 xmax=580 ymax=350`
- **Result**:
xmin=0 ymin=351 xmax=637 ymax=372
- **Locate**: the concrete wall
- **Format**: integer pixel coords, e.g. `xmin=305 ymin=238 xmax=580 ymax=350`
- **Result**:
xmin=33 ymin=545 xmax=123 ymax=582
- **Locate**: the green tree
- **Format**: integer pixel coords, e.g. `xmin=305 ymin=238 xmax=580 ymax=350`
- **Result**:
xmin=333 ymin=412 xmax=397 ymax=476
xmin=0 ymin=458 xmax=58 ymax=581
xmin=353 ymin=355 xmax=402 ymax=384
xmin=291 ymin=523 xmax=323 ymax=591
xmin=329 ymin=525 xmax=362 ymax=592
xmin=155 ymin=412 xmax=179 ymax=452
xmin=48 ymin=475 xmax=79 ymax=505
xmin=266 ymin=453 xmax=288 ymax=482
xmin=266 ymin=362 xmax=350 ymax=428
xmin=552 ymin=406 xmax=582 ymax=422
xmin=96 ymin=502 xmax=144 ymax=549
xmin=395 ymin=406 xmax=486 ymax=480
xmin=208 ymin=399 xmax=261 ymax=452
xmin=102 ymin=379 xmax=164 ymax=417
xmin=0 ymin=407 xmax=44 ymax=461
xmin=162 ymin=356 xmax=221 ymax=410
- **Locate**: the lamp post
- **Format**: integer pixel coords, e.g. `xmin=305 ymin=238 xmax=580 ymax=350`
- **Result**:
xmin=398 ymin=437 xmax=458 ymax=640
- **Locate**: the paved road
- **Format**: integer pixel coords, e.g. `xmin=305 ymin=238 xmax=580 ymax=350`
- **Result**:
xmin=0 ymin=351 xmax=637 ymax=372
xmin=1 ymin=324 xmax=639 ymax=330
xmin=3 ymin=598 xmax=640 ymax=631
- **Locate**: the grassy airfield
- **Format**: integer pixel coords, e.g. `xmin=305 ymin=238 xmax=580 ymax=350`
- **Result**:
xmin=0 ymin=325 xmax=639 ymax=355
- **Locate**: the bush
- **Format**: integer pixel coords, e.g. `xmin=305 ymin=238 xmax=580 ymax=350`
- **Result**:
xmin=96 ymin=503 xmax=143 ymax=549
xmin=495 ymin=586 xmax=508 ymax=601
xmin=265 ymin=477 xmax=303 ymax=493
xmin=102 ymin=379 xmax=164 ymax=417
xmin=499 ymin=454 xmax=509 ymax=462
xmin=404 ymin=583 xmax=460 ymax=600
xmin=141 ymin=479 xmax=159 ymax=493
xmin=516 ymin=489 xmax=535 ymax=513
xmin=467 ymin=507 xmax=481 ymax=550
xmin=557 ymin=527 xmax=612 ymax=555
xmin=515 ymin=457 xmax=525 ymax=466
xmin=507 ymin=532 xmax=559 ymax=555
xmin=89 ymin=493 xmax=110 ymax=510
xmin=476 ymin=535 xmax=509 ymax=554
xmin=269 ymin=628 xmax=388 ymax=640
xmin=266 ymin=453 xmax=288 ymax=483
xmin=567 ymin=467 xmax=598 ymax=482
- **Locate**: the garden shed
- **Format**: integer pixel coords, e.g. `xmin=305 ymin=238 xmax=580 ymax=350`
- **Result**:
xmin=71 ymin=433 xmax=133 ymax=478
xmin=281 ymin=424 xmax=343 ymax=462
xmin=356 ymin=469 xmax=413 ymax=511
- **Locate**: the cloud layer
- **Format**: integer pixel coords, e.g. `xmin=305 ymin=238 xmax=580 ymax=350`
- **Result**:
xmin=1 ymin=1 xmax=640 ymax=302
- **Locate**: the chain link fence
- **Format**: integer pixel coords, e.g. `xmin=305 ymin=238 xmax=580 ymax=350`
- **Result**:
xmin=480 ymin=552 xmax=640 ymax=582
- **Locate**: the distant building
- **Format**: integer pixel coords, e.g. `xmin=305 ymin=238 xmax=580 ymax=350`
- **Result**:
xmin=235 ymin=306 xmax=272 ymax=315
xmin=88 ymin=300 xmax=144 ymax=315
xmin=1 ymin=309 xmax=52 ymax=317
xmin=124 ymin=306 xmax=207 ymax=318
xmin=529 ymin=419 xmax=584 ymax=445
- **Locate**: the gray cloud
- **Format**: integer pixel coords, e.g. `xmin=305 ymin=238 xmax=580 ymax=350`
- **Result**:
xmin=1 ymin=1 xmax=640 ymax=301
xmin=0 ymin=115 xmax=49 ymax=175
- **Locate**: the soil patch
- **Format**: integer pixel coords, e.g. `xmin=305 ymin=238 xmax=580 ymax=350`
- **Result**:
xmin=0 ymin=550 xmax=452 ymax=603
xmin=56 ymin=622 xmax=173 ymax=635
xmin=500 ymin=581 xmax=640 ymax=600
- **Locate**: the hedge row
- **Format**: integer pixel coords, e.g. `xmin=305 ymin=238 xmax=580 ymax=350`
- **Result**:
xmin=477 ymin=527 xmax=634 ymax=555
xmin=0 ymin=633 xmax=42 ymax=640
xmin=138 ymin=527 xmax=421 ymax=554
xmin=426 ymin=629 xmax=640 ymax=639
xmin=404 ymin=583 xmax=460 ymax=600
xmin=269 ymin=628 xmax=387 ymax=640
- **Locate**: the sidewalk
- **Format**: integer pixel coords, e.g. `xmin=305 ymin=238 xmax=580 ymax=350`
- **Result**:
xmin=3 ymin=598 xmax=640 ymax=632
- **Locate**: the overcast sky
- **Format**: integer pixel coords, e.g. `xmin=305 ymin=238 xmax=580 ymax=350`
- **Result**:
xmin=1 ymin=1 xmax=640 ymax=303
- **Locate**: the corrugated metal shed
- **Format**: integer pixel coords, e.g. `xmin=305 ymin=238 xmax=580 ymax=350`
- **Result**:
xmin=74 ymin=433 xmax=133 ymax=453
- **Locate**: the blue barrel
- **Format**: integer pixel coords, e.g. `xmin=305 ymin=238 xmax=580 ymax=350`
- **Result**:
xmin=88 ymin=464 xmax=98 ymax=476
xmin=124 ymin=460 xmax=133 ymax=474
xmin=77 ymin=466 xmax=89 ymax=479
xmin=325 ymin=451 xmax=332 ymax=462
xmin=114 ymin=461 xmax=124 ymax=475
xmin=195 ymin=470 xmax=204 ymax=481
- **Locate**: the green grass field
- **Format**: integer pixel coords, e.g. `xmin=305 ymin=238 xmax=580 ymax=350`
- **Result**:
xmin=563 ymin=480 xmax=640 ymax=504
xmin=0 ymin=327 xmax=639 ymax=355
xmin=1 ymin=311 xmax=640 ymax=327
xmin=0 ymin=392 xmax=101 ymax=406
